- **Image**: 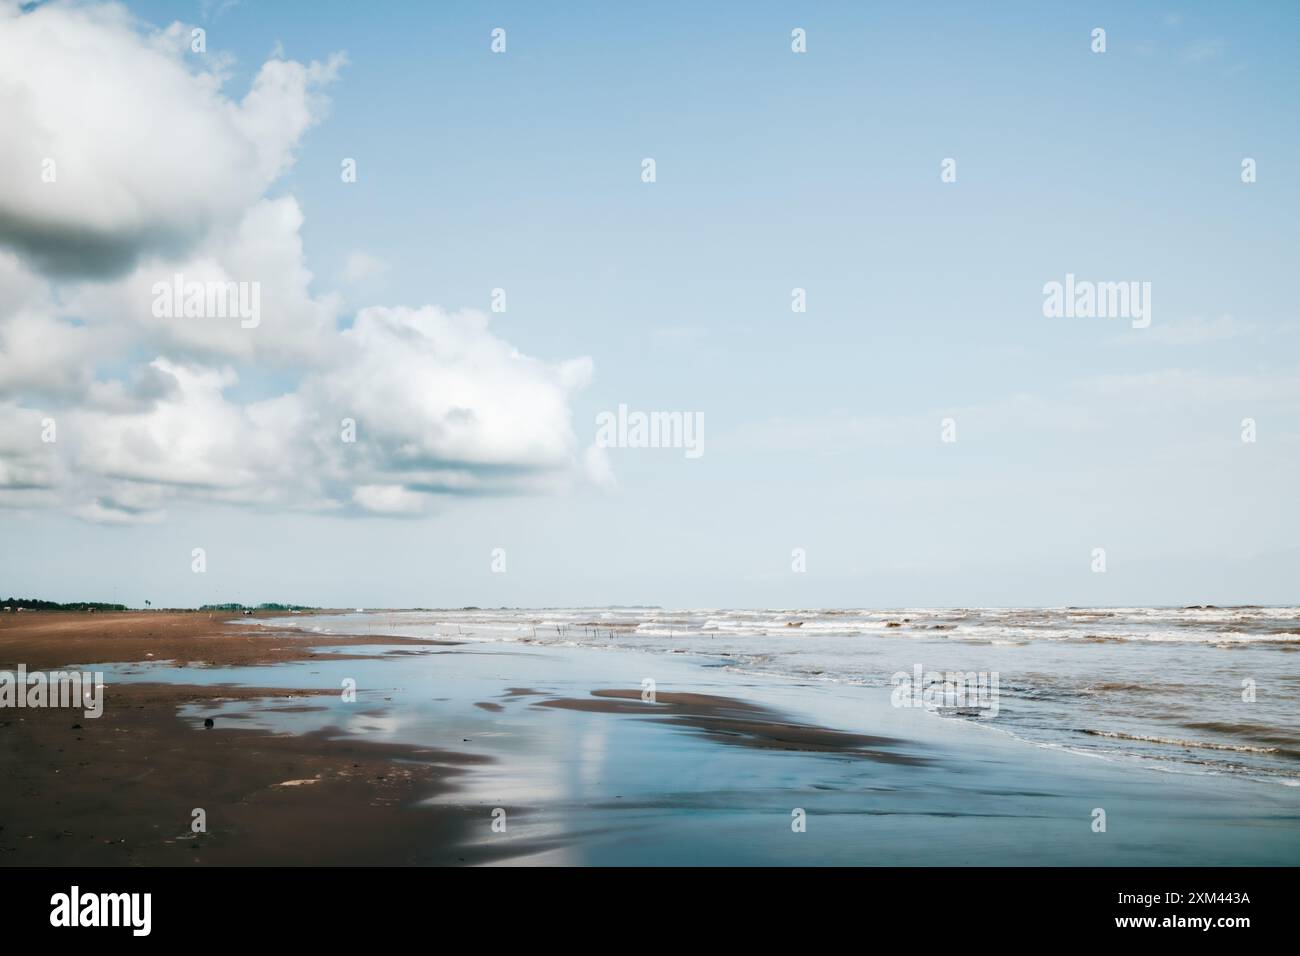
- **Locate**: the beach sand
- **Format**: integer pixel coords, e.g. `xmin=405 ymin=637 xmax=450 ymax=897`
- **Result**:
xmin=0 ymin=613 xmax=499 ymax=864
xmin=2 ymin=611 xmax=1297 ymax=866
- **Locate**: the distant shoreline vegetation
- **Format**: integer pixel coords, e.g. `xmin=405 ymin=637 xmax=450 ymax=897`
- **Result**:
xmin=1 ymin=598 xmax=317 ymax=613
xmin=198 ymin=603 xmax=318 ymax=612
xmin=2 ymin=598 xmax=127 ymax=612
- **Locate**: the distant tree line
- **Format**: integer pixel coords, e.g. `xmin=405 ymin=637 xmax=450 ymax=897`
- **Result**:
xmin=1 ymin=597 xmax=316 ymax=612
xmin=2 ymin=597 xmax=127 ymax=611
xmin=198 ymin=602 xmax=317 ymax=612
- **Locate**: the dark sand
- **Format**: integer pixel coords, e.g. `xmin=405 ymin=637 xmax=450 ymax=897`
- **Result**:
xmin=0 ymin=609 xmax=457 ymax=670
xmin=10 ymin=612 xmax=1296 ymax=866
xmin=0 ymin=612 xmax=890 ymax=865
xmin=0 ymin=613 xmax=490 ymax=864
xmin=536 ymin=688 xmax=927 ymax=762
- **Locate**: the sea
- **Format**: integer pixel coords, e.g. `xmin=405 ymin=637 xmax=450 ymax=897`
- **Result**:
xmin=269 ymin=605 xmax=1300 ymax=787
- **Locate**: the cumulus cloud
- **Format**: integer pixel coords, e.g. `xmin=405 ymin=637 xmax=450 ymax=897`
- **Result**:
xmin=0 ymin=252 xmax=102 ymax=399
xmin=0 ymin=1 xmax=597 ymax=521
xmin=0 ymin=2 xmax=341 ymax=277
xmin=352 ymin=484 xmax=427 ymax=516
xmin=60 ymin=196 xmax=344 ymax=366
xmin=323 ymin=307 xmax=592 ymax=473
xmin=0 ymin=402 xmax=61 ymax=497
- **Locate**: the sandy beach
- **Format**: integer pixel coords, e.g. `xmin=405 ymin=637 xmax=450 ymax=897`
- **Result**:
xmin=2 ymin=610 xmax=1298 ymax=866
xmin=0 ymin=613 xmax=501 ymax=864
xmin=0 ymin=611 xmax=933 ymax=865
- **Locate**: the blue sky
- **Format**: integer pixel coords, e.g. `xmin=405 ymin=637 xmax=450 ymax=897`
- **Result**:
xmin=1 ymin=1 xmax=1298 ymax=607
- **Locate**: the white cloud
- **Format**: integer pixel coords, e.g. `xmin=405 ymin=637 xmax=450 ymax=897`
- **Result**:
xmin=0 ymin=2 xmax=340 ymax=277
xmin=0 ymin=401 xmax=61 ymax=498
xmin=0 ymin=2 xmax=596 ymax=523
xmin=343 ymin=251 xmax=390 ymax=284
xmin=352 ymin=484 xmax=427 ymax=515
xmin=307 ymin=307 xmax=593 ymax=490
xmin=55 ymin=196 xmax=343 ymax=368
xmin=583 ymin=444 xmax=616 ymax=487
xmin=0 ymin=252 xmax=102 ymax=399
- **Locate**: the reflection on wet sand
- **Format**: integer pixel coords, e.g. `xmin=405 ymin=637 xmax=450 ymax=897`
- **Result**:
xmin=536 ymin=689 xmax=928 ymax=763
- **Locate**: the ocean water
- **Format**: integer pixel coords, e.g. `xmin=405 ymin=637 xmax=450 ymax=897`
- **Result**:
xmin=265 ymin=606 xmax=1300 ymax=787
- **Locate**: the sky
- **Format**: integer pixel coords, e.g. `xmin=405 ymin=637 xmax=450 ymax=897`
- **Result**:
xmin=1 ymin=0 xmax=1298 ymax=609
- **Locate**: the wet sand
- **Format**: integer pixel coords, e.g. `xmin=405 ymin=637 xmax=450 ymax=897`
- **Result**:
xmin=0 ymin=613 xmax=491 ymax=865
xmin=536 ymin=688 xmax=926 ymax=762
xmin=3 ymin=611 xmax=1299 ymax=866
xmin=0 ymin=610 xmax=456 ymax=670
xmin=0 ymin=611 xmax=908 ymax=865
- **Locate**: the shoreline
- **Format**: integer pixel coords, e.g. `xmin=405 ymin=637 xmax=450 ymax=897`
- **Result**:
xmin=3 ymin=612 xmax=1299 ymax=866
xmin=1 ymin=612 xmax=923 ymax=865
